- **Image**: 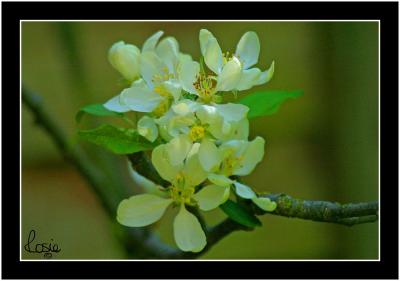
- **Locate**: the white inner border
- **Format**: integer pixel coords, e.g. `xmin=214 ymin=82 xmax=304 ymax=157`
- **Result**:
xmin=19 ymin=19 xmax=380 ymax=262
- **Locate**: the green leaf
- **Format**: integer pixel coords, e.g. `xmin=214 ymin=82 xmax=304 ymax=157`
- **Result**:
xmin=237 ymin=90 xmax=303 ymax=119
xmin=76 ymin=103 xmax=124 ymax=123
xmin=220 ymin=199 xmax=262 ymax=228
xmin=78 ymin=124 xmax=155 ymax=154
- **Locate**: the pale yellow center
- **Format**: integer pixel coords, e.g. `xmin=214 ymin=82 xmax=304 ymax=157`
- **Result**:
xmin=152 ymin=67 xmax=174 ymax=84
xmin=221 ymin=154 xmax=243 ymax=176
xmin=152 ymin=85 xmax=173 ymax=117
xmin=189 ymin=125 xmax=205 ymax=142
xmin=169 ymin=173 xmax=195 ymax=205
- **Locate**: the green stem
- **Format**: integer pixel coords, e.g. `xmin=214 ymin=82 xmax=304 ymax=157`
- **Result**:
xmin=261 ymin=193 xmax=378 ymax=225
xmin=122 ymin=115 xmax=136 ymax=127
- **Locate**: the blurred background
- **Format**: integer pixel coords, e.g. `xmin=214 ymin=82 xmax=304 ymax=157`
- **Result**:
xmin=22 ymin=21 xmax=379 ymax=259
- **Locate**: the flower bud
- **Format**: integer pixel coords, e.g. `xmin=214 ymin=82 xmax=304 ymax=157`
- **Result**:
xmin=137 ymin=115 xmax=158 ymax=142
xmin=108 ymin=41 xmax=140 ymax=82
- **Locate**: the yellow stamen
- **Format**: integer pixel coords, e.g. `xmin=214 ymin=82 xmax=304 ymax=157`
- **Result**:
xmin=152 ymin=68 xmax=174 ymax=83
xmin=169 ymin=175 xmax=195 ymax=205
xmin=222 ymin=51 xmax=234 ymax=65
xmin=175 ymin=172 xmax=185 ymax=188
xmin=221 ymin=154 xmax=244 ymax=175
xmin=152 ymin=85 xmax=173 ymax=117
xmin=152 ymin=100 xmax=169 ymax=117
xmin=189 ymin=125 xmax=205 ymax=142
xmin=153 ymin=85 xmax=170 ymax=98
xmin=192 ymin=73 xmax=217 ymax=103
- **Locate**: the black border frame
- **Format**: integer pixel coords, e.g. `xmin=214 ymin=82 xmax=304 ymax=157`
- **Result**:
xmin=3 ymin=1 xmax=398 ymax=279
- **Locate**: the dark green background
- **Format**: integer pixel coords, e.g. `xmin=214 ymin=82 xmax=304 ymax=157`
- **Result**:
xmin=22 ymin=21 xmax=379 ymax=259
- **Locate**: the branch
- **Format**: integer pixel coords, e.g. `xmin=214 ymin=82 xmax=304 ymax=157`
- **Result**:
xmin=125 ymin=152 xmax=378 ymax=258
xmin=128 ymin=152 xmax=378 ymax=227
xmin=261 ymin=193 xmax=378 ymax=225
xmin=23 ymin=87 xmax=379 ymax=260
xmin=22 ymin=86 xmax=119 ymax=214
xmin=22 ymin=86 xmax=178 ymax=259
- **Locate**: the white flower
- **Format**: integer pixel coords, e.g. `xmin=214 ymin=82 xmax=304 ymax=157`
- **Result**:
xmin=199 ymin=29 xmax=275 ymax=92
xmin=234 ymin=31 xmax=274 ymax=91
xmin=178 ymin=57 xmax=241 ymax=103
xmin=104 ymin=31 xmax=192 ymax=116
xmin=153 ymin=135 xmax=230 ymax=212
xmin=155 ymin=99 xmax=199 ymax=141
xmin=107 ymin=28 xmax=279 ymax=251
xmin=195 ymin=102 xmax=250 ymax=141
xmin=117 ymin=135 xmax=230 ymax=252
xmin=104 ymin=78 xmax=177 ymax=115
xmin=104 ymin=71 xmax=181 ymax=117
xmin=107 ymin=31 xmax=165 ymax=82
xmin=199 ymin=29 xmax=242 ymax=91
xmin=108 ymin=41 xmax=141 ymax=82
xmin=137 ymin=115 xmax=158 ymax=142
xmin=154 ymin=99 xmax=249 ymax=143
xmin=197 ymin=136 xmax=276 ymax=211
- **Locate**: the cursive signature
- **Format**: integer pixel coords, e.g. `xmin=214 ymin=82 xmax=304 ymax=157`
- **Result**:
xmin=24 ymin=229 xmax=61 ymax=259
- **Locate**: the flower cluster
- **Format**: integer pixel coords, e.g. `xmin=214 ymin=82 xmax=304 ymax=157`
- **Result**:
xmin=105 ymin=30 xmax=276 ymax=252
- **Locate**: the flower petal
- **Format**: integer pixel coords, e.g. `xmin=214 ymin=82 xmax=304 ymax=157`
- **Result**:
xmin=140 ymin=51 xmax=167 ymax=88
xmin=173 ymin=205 xmax=207 ymax=252
xmin=233 ymin=181 xmax=256 ymax=199
xmin=172 ymin=99 xmax=199 ymax=116
xmin=161 ymin=79 xmax=182 ymax=102
xmin=156 ymin=107 xmax=195 ymax=139
xmin=167 ymin=115 xmax=196 ymax=138
xmin=204 ymin=37 xmax=223 ymax=74
xmin=216 ymin=57 xmax=242 ymax=91
xmin=252 ymin=197 xmax=277 ymax=212
xmin=130 ymin=78 xmax=147 ymax=88
xmin=207 ymin=173 xmax=233 ymax=187
xmin=199 ymin=29 xmax=215 ymax=56
xmin=117 ymin=194 xmax=172 ymax=227
xmin=219 ymin=139 xmax=247 ymax=160
xmin=152 ymin=144 xmax=182 ymax=182
xmin=178 ymin=60 xmax=200 ymax=95
xmin=158 ymin=125 xmax=174 ymax=142
xmin=108 ymin=41 xmax=141 ymax=82
xmin=103 ymin=94 xmax=130 ymax=113
xmin=233 ymin=136 xmax=265 ymax=176
xmin=213 ymin=103 xmax=249 ymax=122
xmin=193 ymin=184 xmax=230 ymax=211
xmin=235 ymin=31 xmax=260 ymax=69
xmin=196 ymin=105 xmax=228 ymax=140
xmin=120 ymin=86 xmax=164 ymax=112
xmin=179 ymin=52 xmax=192 ymax=62
xmin=166 ymin=135 xmax=192 ymax=166
xmin=198 ymin=139 xmax=222 ymax=172
xmin=142 ymin=30 xmax=164 ymax=52
xmin=236 ymin=68 xmax=262 ymax=91
xmin=229 ymin=118 xmax=249 ymax=140
xmin=196 ymin=104 xmax=220 ymax=125
xmin=255 ymin=61 xmax=275 ymax=86
xmin=184 ymin=151 xmax=208 ymax=187
xmin=137 ymin=115 xmax=158 ymax=142
xmin=187 ymin=142 xmax=200 ymax=159
xmin=156 ymin=37 xmax=179 ymax=74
